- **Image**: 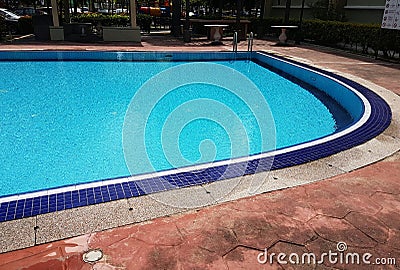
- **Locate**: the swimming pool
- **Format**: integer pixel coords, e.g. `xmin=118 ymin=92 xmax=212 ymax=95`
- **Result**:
xmin=0 ymin=51 xmax=391 ymax=222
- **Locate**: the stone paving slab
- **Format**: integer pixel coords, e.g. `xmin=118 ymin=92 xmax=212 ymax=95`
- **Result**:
xmin=0 ymin=217 xmax=36 ymax=253
xmin=35 ymin=198 xmax=134 ymax=245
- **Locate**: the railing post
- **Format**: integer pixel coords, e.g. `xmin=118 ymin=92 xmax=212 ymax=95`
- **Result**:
xmin=233 ymin=31 xmax=238 ymax=53
xmin=247 ymin=32 xmax=254 ymax=53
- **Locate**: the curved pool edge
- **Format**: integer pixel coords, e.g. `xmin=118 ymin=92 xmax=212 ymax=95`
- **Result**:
xmin=0 ymin=53 xmax=399 ymax=254
xmin=207 ymin=69 xmax=400 ymax=202
xmin=0 ymin=51 xmax=394 ymax=217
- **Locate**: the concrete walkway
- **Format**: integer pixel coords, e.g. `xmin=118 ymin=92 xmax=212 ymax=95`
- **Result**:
xmin=0 ymin=36 xmax=399 ymax=269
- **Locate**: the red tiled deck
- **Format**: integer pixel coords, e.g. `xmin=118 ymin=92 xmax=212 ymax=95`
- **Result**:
xmin=0 ymin=36 xmax=399 ymax=269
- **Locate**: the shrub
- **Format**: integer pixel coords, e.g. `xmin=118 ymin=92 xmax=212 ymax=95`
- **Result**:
xmin=71 ymin=13 xmax=152 ymax=31
xmin=71 ymin=13 xmax=127 ymax=26
xmin=251 ymin=18 xmax=399 ymax=60
xmin=137 ymin=14 xmax=152 ymax=32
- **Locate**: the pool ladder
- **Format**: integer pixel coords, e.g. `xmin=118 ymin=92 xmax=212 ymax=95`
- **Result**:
xmin=233 ymin=32 xmax=237 ymax=53
xmin=247 ymin=32 xmax=254 ymax=53
xmin=233 ymin=32 xmax=238 ymax=61
xmin=232 ymin=32 xmax=254 ymax=60
xmin=247 ymin=32 xmax=254 ymax=61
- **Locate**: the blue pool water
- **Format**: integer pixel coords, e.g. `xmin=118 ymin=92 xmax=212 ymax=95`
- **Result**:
xmin=1 ymin=58 xmax=338 ymax=197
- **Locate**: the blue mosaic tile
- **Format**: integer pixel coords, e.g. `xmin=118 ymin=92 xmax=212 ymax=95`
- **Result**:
xmin=5 ymin=201 xmax=17 ymax=221
xmin=130 ymin=182 xmax=143 ymax=196
xmin=32 ymin=197 xmax=41 ymax=216
xmin=87 ymin=194 xmax=96 ymax=205
xmin=49 ymin=193 xmax=56 ymax=204
xmin=94 ymin=187 xmax=103 ymax=204
xmin=99 ymin=186 xmax=110 ymax=202
xmin=55 ymin=193 xmax=64 ymax=211
xmin=122 ymin=183 xmax=133 ymax=198
xmin=0 ymin=203 xmax=8 ymax=222
xmin=23 ymin=198 xmax=33 ymax=218
xmin=71 ymin=191 xmax=80 ymax=207
xmin=0 ymin=203 xmax=8 ymax=216
xmin=78 ymin=190 xmax=88 ymax=206
xmin=94 ymin=187 xmax=101 ymax=195
xmin=49 ymin=200 xmax=57 ymax=212
xmin=40 ymin=197 xmax=49 ymax=214
xmin=115 ymin=184 xmax=124 ymax=199
xmin=15 ymin=200 xmax=25 ymax=219
xmin=15 ymin=208 xmax=24 ymax=219
xmin=6 ymin=211 xmax=16 ymax=221
xmin=86 ymin=188 xmax=95 ymax=199
xmin=64 ymin=192 xmax=73 ymax=209
xmin=136 ymin=182 xmax=153 ymax=194
xmin=108 ymin=185 xmax=118 ymax=200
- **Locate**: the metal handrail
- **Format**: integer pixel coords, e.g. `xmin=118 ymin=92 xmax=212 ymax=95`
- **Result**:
xmin=233 ymin=32 xmax=238 ymax=53
xmin=247 ymin=32 xmax=254 ymax=53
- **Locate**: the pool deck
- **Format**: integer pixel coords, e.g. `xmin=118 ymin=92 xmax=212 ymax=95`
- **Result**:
xmin=0 ymin=36 xmax=399 ymax=269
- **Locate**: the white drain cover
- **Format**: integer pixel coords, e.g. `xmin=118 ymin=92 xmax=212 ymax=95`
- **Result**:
xmin=83 ymin=249 xmax=103 ymax=263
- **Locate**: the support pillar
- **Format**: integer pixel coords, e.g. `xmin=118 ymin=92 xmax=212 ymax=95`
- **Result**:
xmin=130 ymin=0 xmax=137 ymax=27
xmin=51 ymin=0 xmax=59 ymax=27
xmin=50 ymin=0 xmax=64 ymax=40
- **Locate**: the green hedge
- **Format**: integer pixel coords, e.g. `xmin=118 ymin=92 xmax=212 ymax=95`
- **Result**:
xmin=71 ymin=13 xmax=153 ymax=31
xmin=71 ymin=13 xmax=128 ymax=26
xmin=251 ymin=18 xmax=400 ymax=60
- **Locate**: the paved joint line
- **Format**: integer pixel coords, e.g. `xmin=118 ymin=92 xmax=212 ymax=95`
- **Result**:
xmin=174 ymin=223 xmax=185 ymax=242
xmin=34 ymin=216 xmax=39 ymax=246
xmin=270 ymin=239 xmax=306 ymax=249
xmin=197 ymin=245 xmax=216 ymax=254
xmin=221 ymin=244 xmax=264 ymax=258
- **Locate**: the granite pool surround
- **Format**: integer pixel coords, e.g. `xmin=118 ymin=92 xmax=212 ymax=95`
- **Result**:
xmin=0 ymin=51 xmax=392 ymax=223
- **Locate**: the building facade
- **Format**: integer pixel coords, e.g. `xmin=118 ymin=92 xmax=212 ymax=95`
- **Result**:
xmin=264 ymin=0 xmax=386 ymax=24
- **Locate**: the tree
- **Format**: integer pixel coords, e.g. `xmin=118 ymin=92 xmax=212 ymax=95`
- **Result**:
xmin=171 ymin=0 xmax=181 ymax=36
xmin=284 ymin=0 xmax=291 ymax=24
xmin=309 ymin=0 xmax=346 ymax=21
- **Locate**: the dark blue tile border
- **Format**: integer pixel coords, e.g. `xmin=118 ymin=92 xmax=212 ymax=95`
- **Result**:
xmin=0 ymin=51 xmax=392 ymax=223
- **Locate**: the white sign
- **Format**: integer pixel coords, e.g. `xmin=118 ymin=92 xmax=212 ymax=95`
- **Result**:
xmin=381 ymin=0 xmax=400 ymax=30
